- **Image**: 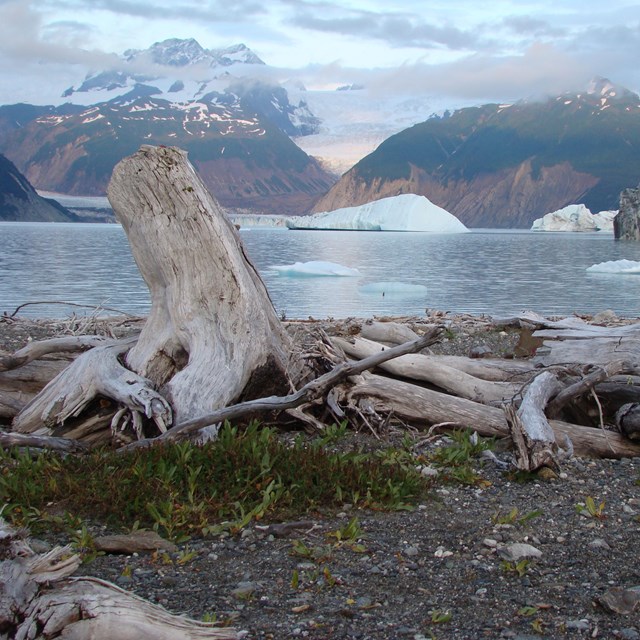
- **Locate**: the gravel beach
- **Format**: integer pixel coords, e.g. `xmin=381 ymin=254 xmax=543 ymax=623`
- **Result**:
xmin=1 ymin=312 xmax=639 ymax=639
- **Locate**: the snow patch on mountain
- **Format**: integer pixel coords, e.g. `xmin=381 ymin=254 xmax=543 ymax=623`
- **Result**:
xmin=287 ymin=193 xmax=468 ymax=232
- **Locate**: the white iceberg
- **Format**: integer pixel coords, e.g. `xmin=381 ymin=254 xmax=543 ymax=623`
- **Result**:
xmin=270 ymin=260 xmax=361 ymax=277
xmin=286 ymin=194 xmax=468 ymax=233
xmin=531 ymin=204 xmax=615 ymax=232
xmin=586 ymin=259 xmax=640 ymax=274
xmin=592 ymin=210 xmax=617 ymax=232
xmin=359 ymin=281 xmax=428 ymax=296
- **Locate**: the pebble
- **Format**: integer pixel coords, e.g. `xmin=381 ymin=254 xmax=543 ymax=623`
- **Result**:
xmin=619 ymin=630 xmax=640 ymax=640
xmin=497 ymin=543 xmax=542 ymax=561
xmin=565 ymin=619 xmax=590 ymax=631
xmin=404 ymin=545 xmax=420 ymax=557
xmin=589 ymin=538 xmax=612 ymax=551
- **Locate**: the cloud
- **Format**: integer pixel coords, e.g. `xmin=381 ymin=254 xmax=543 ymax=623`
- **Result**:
xmin=46 ymin=0 xmax=266 ymax=23
xmin=286 ymin=4 xmax=489 ymax=52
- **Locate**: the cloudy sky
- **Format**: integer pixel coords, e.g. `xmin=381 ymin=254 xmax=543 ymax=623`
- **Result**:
xmin=0 ymin=0 xmax=639 ymax=104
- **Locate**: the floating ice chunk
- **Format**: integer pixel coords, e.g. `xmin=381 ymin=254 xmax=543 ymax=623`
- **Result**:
xmin=270 ymin=260 xmax=362 ymax=277
xmin=287 ymin=194 xmax=468 ymax=233
xmin=586 ymin=259 xmax=640 ymax=274
xmin=359 ymin=281 xmax=428 ymax=296
xmin=531 ymin=204 xmax=616 ymax=232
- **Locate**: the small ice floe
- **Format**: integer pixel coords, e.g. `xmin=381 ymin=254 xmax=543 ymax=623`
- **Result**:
xmin=586 ymin=259 xmax=640 ymax=274
xmin=359 ymin=281 xmax=428 ymax=296
xmin=270 ymin=260 xmax=361 ymax=277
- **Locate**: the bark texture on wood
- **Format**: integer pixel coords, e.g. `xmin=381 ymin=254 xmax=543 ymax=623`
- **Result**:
xmin=107 ymin=145 xmax=294 ymax=424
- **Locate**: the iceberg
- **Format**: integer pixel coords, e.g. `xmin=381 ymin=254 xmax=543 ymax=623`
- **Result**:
xmin=531 ymin=204 xmax=615 ymax=232
xmin=286 ymin=194 xmax=468 ymax=233
xmin=586 ymin=259 xmax=640 ymax=274
xmin=270 ymin=260 xmax=361 ymax=277
xmin=359 ymin=281 xmax=428 ymax=296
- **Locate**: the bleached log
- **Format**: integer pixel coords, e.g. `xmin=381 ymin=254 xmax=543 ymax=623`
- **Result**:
xmin=332 ymin=336 xmax=521 ymax=405
xmin=13 ymin=340 xmax=172 ymax=444
xmin=344 ymin=373 xmax=640 ymax=458
xmin=0 ymin=335 xmax=110 ymax=372
xmin=0 ymin=432 xmax=90 ymax=453
xmin=504 ymin=371 xmax=568 ymax=471
xmin=360 ymin=321 xmax=421 ymax=345
xmin=0 ymin=519 xmax=237 ymax=640
xmin=107 ymin=145 xmax=295 ymax=424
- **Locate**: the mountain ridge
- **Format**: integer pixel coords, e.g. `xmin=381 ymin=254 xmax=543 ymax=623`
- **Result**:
xmin=313 ymin=81 xmax=640 ymax=227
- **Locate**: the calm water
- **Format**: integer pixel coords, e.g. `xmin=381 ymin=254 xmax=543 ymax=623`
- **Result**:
xmin=1 ymin=222 xmax=640 ymax=319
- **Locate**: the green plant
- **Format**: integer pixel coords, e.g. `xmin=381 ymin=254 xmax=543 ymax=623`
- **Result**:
xmin=0 ymin=421 xmax=430 ymax=539
xmin=576 ymin=496 xmax=606 ymax=519
xmin=327 ymin=516 xmax=366 ymax=551
xmin=501 ymin=559 xmax=530 ymax=577
xmin=430 ymin=609 xmax=452 ymax=624
xmin=429 ymin=429 xmax=493 ymax=486
xmin=492 ymin=507 xmax=542 ymax=527
xmin=314 ymin=421 xmax=349 ymax=446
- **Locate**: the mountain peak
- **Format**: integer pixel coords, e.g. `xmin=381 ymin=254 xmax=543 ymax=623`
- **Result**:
xmin=586 ymin=76 xmax=634 ymax=100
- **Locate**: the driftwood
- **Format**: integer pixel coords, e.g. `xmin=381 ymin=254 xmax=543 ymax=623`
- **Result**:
xmin=342 ymin=372 xmax=640 ymax=459
xmin=108 ymin=145 xmax=295 ymax=424
xmin=331 ymin=336 xmax=522 ymax=404
xmin=0 ymin=520 xmax=238 ymax=639
xmin=13 ymin=340 xmax=172 ymax=445
xmin=504 ymin=371 xmax=570 ymax=471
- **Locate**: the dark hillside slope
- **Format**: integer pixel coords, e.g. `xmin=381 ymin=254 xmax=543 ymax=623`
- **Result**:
xmin=314 ymin=83 xmax=640 ymax=227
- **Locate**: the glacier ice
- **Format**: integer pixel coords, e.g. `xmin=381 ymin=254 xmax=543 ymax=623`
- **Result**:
xmin=286 ymin=194 xmax=468 ymax=233
xmin=270 ymin=260 xmax=362 ymax=277
xmin=531 ymin=204 xmax=616 ymax=232
xmin=359 ymin=282 xmax=428 ymax=296
xmin=586 ymin=259 xmax=640 ymax=274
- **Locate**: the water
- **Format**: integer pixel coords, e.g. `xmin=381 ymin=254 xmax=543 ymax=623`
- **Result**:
xmin=1 ymin=222 xmax=640 ymax=319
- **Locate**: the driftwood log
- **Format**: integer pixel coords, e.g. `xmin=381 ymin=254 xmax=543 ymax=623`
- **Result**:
xmin=0 ymin=144 xmax=639 ymax=465
xmin=0 ymin=519 xmax=238 ymax=639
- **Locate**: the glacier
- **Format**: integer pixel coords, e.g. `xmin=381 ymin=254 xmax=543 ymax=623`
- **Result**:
xmin=531 ymin=204 xmax=616 ymax=232
xmin=270 ymin=261 xmax=362 ymax=277
xmin=586 ymin=259 xmax=640 ymax=274
xmin=286 ymin=194 xmax=468 ymax=232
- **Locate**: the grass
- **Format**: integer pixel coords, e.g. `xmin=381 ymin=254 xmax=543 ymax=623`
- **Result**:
xmin=0 ymin=421 xmax=431 ymax=540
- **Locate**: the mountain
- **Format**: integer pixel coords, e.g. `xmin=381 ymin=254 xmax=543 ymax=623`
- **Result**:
xmin=313 ymin=79 xmax=640 ymax=227
xmin=0 ymin=39 xmax=334 ymax=215
xmin=0 ymin=154 xmax=78 ymax=222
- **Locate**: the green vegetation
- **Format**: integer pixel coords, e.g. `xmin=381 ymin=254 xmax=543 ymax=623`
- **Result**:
xmin=0 ymin=421 xmax=430 ymax=540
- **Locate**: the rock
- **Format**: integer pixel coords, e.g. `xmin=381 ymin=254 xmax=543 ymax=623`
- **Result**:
xmin=614 ymin=184 xmax=640 ymax=240
xmin=497 ymin=543 xmax=542 ymax=561
xmin=598 ymin=586 xmax=640 ymax=614
xmin=592 ymin=309 xmax=618 ymax=324
xmin=566 ymin=619 xmax=590 ymax=631
xmin=232 ymin=581 xmax=260 ymax=599
xmin=619 ymin=629 xmax=640 ymax=640
xmin=469 ymin=345 xmax=492 ymax=358
xmin=94 ymin=531 xmax=177 ymax=554
xmin=588 ymin=538 xmax=612 ymax=551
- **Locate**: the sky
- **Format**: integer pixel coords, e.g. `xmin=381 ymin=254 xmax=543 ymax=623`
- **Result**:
xmin=0 ymin=0 xmax=639 ymax=105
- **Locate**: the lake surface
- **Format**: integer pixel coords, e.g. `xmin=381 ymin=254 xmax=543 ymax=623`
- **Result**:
xmin=1 ymin=222 xmax=640 ymax=319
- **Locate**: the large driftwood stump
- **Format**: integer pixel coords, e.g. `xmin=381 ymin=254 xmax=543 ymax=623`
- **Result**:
xmin=10 ymin=145 xmax=297 ymax=440
xmin=107 ymin=145 xmax=294 ymax=424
